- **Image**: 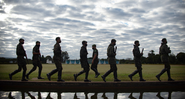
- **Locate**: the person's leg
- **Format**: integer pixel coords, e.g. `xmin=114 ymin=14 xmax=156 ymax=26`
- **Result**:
xmin=112 ymin=64 xmax=121 ymax=81
xmin=91 ymin=61 xmax=100 ymax=78
xmin=138 ymin=66 xmax=145 ymax=81
xmin=55 ymin=60 xmax=64 ymax=81
xmin=26 ymin=61 xmax=37 ymax=79
xmin=156 ymin=62 xmax=168 ymax=81
xmin=101 ymin=64 xmax=113 ymax=82
xmin=22 ymin=63 xmax=27 ymax=81
xmin=37 ymin=61 xmax=44 ymax=79
xmin=165 ymin=63 xmax=174 ymax=81
xmin=9 ymin=64 xmax=22 ymax=80
xmin=47 ymin=68 xmax=58 ymax=81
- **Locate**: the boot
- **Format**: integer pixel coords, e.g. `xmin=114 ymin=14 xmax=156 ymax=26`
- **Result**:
xmin=128 ymin=70 xmax=139 ymax=81
xmin=21 ymin=69 xmax=27 ymax=81
xmin=38 ymin=67 xmax=44 ymax=79
xmin=84 ymin=79 xmax=91 ymax=82
xmin=114 ymin=71 xmax=121 ymax=82
xmin=139 ymin=71 xmax=145 ymax=81
xmin=84 ymin=71 xmax=90 ymax=82
xmin=95 ymin=73 xmax=100 ymax=78
xmin=9 ymin=74 xmax=12 ymax=80
xmin=101 ymin=70 xmax=112 ymax=82
xmin=74 ymin=74 xmax=77 ymax=81
xmin=91 ymin=68 xmax=99 ymax=78
xmin=156 ymin=69 xmax=166 ymax=81
xmin=57 ymin=70 xmax=64 ymax=82
xmin=167 ymin=69 xmax=174 ymax=81
xmin=101 ymin=76 xmax=106 ymax=82
xmin=47 ymin=73 xmax=51 ymax=81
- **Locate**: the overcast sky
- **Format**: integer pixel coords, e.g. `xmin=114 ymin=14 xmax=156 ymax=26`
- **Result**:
xmin=0 ymin=0 xmax=185 ymax=59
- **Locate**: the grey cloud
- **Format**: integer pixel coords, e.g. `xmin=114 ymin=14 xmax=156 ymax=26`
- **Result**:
xmin=104 ymin=7 xmax=132 ymax=19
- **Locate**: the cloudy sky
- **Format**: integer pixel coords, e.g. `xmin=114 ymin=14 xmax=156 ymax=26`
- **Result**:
xmin=0 ymin=0 xmax=185 ymax=59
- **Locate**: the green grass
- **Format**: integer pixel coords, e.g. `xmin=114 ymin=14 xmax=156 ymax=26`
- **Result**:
xmin=0 ymin=64 xmax=185 ymax=81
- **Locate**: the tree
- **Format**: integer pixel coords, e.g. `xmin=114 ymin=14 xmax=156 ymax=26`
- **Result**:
xmin=61 ymin=51 xmax=69 ymax=63
xmin=147 ymin=50 xmax=156 ymax=64
xmin=41 ymin=55 xmax=46 ymax=63
xmin=169 ymin=53 xmax=177 ymax=64
xmin=176 ymin=52 xmax=185 ymax=64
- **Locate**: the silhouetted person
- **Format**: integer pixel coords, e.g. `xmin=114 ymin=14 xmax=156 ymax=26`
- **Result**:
xmin=8 ymin=92 xmax=15 ymax=99
xmin=73 ymin=93 xmax=80 ymax=99
xmin=26 ymin=41 xmax=44 ymax=79
xmin=156 ymin=91 xmax=172 ymax=99
xmin=114 ymin=92 xmax=118 ymax=99
xmin=26 ymin=91 xmax=36 ymax=99
xmin=156 ymin=38 xmax=174 ymax=81
xmin=128 ymin=92 xmax=136 ymax=99
xmin=74 ymin=41 xmax=91 ymax=82
xmin=47 ymin=37 xmax=64 ymax=82
xmin=91 ymin=92 xmax=98 ymax=99
xmin=46 ymin=92 xmax=53 ymax=99
xmin=101 ymin=39 xmax=121 ymax=82
xmin=9 ymin=38 xmax=27 ymax=81
xmin=102 ymin=92 xmax=108 ymax=99
xmin=84 ymin=92 xmax=89 ymax=99
xmin=156 ymin=92 xmax=164 ymax=99
xmin=128 ymin=40 xmax=146 ymax=81
xmin=91 ymin=44 xmax=100 ymax=78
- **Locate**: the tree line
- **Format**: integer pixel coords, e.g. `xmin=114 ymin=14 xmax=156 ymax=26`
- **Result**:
xmin=118 ymin=51 xmax=185 ymax=64
xmin=0 ymin=51 xmax=185 ymax=64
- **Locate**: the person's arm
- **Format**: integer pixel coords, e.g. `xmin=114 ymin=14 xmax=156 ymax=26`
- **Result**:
xmin=108 ymin=46 xmax=116 ymax=57
xmin=92 ymin=53 xmax=97 ymax=64
xmin=133 ymin=48 xmax=143 ymax=58
xmin=33 ymin=47 xmax=40 ymax=55
xmin=17 ymin=44 xmax=25 ymax=56
xmin=164 ymin=45 xmax=171 ymax=54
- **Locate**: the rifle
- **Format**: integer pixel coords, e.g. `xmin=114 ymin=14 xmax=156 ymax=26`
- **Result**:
xmin=22 ymin=44 xmax=29 ymax=63
xmin=141 ymin=48 xmax=144 ymax=53
xmin=25 ymin=51 xmax=29 ymax=63
xmin=114 ymin=46 xmax=117 ymax=53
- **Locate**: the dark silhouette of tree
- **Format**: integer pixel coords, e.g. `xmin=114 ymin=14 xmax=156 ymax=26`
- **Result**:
xmin=169 ymin=53 xmax=177 ymax=64
xmin=61 ymin=51 xmax=69 ymax=63
xmin=176 ymin=52 xmax=185 ymax=64
xmin=41 ymin=55 xmax=46 ymax=63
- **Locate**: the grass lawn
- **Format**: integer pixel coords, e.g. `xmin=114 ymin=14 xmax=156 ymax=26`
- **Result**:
xmin=0 ymin=64 xmax=185 ymax=81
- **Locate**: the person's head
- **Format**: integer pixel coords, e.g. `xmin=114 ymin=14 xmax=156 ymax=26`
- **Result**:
xmin=92 ymin=44 xmax=96 ymax=49
xmin=111 ymin=39 xmax=116 ymax=45
xmin=82 ymin=40 xmax=87 ymax=46
xmin=134 ymin=40 xmax=140 ymax=46
xmin=19 ymin=38 xmax=24 ymax=44
xmin=36 ymin=41 xmax=40 ymax=47
xmin=162 ymin=38 xmax=167 ymax=44
xmin=56 ymin=37 xmax=61 ymax=43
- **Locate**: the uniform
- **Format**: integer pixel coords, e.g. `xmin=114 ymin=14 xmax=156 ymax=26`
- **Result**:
xmin=9 ymin=43 xmax=27 ymax=81
xmin=26 ymin=45 xmax=43 ymax=79
xmin=128 ymin=45 xmax=145 ymax=81
xmin=101 ymin=43 xmax=120 ymax=82
xmin=47 ymin=43 xmax=63 ymax=81
xmin=74 ymin=45 xmax=90 ymax=82
xmin=156 ymin=42 xmax=174 ymax=81
xmin=91 ymin=48 xmax=100 ymax=77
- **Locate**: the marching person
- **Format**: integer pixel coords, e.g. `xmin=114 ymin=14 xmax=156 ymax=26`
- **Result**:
xmin=26 ymin=41 xmax=44 ymax=79
xmin=74 ymin=40 xmax=91 ymax=82
xmin=91 ymin=44 xmax=100 ymax=78
xmin=101 ymin=39 xmax=121 ymax=82
xmin=128 ymin=40 xmax=146 ymax=81
xmin=47 ymin=37 xmax=64 ymax=82
xmin=9 ymin=38 xmax=28 ymax=81
xmin=156 ymin=38 xmax=174 ymax=81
